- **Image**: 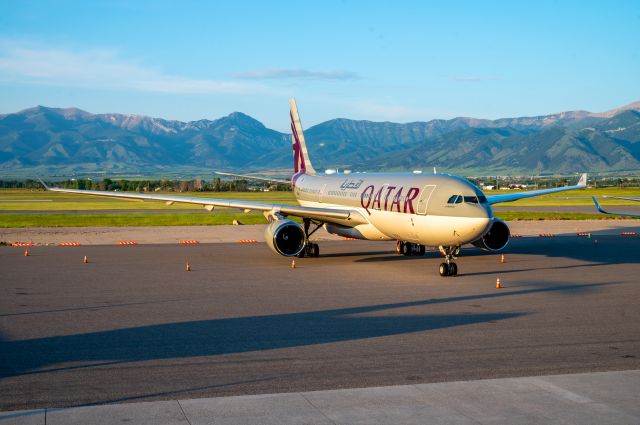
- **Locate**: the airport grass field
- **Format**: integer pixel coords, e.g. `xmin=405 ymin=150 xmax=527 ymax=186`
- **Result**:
xmin=1 ymin=187 xmax=639 ymax=227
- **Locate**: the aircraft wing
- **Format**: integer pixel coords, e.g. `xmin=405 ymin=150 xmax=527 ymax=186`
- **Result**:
xmin=592 ymin=196 xmax=640 ymax=217
xmin=603 ymin=196 xmax=640 ymax=202
xmin=38 ymin=179 xmax=367 ymax=225
xmin=486 ymin=173 xmax=587 ymax=205
xmin=215 ymin=171 xmax=291 ymax=185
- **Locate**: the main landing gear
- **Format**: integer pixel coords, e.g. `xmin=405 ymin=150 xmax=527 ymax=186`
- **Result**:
xmin=297 ymin=218 xmax=322 ymax=258
xmin=396 ymin=241 xmax=426 ymax=256
xmin=439 ymin=245 xmax=460 ymax=277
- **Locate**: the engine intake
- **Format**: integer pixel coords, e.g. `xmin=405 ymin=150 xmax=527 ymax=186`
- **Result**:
xmin=264 ymin=219 xmax=306 ymax=257
xmin=471 ymin=218 xmax=510 ymax=251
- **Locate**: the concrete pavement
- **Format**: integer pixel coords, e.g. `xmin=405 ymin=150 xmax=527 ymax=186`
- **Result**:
xmin=1 ymin=370 xmax=638 ymax=424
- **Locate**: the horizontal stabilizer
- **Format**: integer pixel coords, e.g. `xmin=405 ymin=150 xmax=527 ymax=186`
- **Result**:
xmin=215 ymin=171 xmax=290 ymax=185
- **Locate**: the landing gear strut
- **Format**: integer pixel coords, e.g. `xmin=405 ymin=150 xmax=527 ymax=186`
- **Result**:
xmin=297 ymin=218 xmax=322 ymax=258
xmin=438 ymin=245 xmax=459 ymax=277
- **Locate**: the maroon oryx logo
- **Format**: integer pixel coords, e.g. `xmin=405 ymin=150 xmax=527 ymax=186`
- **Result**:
xmin=291 ymin=111 xmax=306 ymax=173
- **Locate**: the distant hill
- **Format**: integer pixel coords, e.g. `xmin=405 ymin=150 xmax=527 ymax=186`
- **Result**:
xmin=1 ymin=101 xmax=639 ymax=178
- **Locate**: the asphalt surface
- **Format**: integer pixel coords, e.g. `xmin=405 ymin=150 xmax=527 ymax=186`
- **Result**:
xmin=1 ymin=236 xmax=640 ymax=411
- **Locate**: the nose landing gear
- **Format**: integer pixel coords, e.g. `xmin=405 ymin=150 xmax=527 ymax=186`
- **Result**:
xmin=438 ymin=245 xmax=460 ymax=277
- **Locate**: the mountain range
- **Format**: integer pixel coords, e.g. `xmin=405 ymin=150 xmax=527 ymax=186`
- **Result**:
xmin=1 ymin=101 xmax=639 ymax=178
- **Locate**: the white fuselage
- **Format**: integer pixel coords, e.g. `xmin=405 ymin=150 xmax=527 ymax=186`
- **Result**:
xmin=292 ymin=172 xmax=494 ymax=247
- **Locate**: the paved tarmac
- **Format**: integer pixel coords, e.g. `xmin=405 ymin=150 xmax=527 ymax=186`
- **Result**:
xmin=1 ymin=236 xmax=639 ymax=413
xmin=2 ymin=370 xmax=639 ymax=424
xmin=2 ymin=220 xmax=640 ymax=246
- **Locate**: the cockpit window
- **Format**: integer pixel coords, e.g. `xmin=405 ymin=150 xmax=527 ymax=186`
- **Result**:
xmin=449 ymin=194 xmax=487 ymax=204
xmin=447 ymin=195 xmax=464 ymax=204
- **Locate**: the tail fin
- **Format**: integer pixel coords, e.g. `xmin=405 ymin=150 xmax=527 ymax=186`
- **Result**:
xmin=289 ymin=98 xmax=316 ymax=175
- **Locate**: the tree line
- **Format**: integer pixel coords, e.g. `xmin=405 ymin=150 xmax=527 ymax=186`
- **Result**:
xmin=0 ymin=178 xmax=290 ymax=192
xmin=1 ymin=176 xmax=639 ymax=191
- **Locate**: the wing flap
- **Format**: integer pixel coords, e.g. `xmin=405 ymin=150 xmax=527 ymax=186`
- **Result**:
xmin=214 ymin=171 xmax=290 ymax=185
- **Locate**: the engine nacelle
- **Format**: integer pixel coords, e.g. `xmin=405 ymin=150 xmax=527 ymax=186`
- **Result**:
xmin=324 ymin=223 xmax=366 ymax=240
xmin=264 ymin=219 xmax=306 ymax=257
xmin=471 ymin=218 xmax=510 ymax=251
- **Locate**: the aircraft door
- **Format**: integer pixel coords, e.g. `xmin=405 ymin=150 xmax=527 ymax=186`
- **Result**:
xmin=416 ymin=185 xmax=436 ymax=215
xmin=319 ymin=184 xmax=327 ymax=202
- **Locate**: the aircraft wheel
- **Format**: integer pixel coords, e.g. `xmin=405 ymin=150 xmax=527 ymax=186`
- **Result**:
xmin=439 ymin=262 xmax=449 ymax=277
xmin=419 ymin=245 xmax=426 ymax=256
xmin=310 ymin=243 xmax=320 ymax=257
xmin=402 ymin=242 xmax=412 ymax=256
xmin=449 ymin=262 xmax=458 ymax=276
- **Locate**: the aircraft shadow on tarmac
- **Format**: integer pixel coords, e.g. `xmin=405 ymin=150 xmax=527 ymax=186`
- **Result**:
xmin=353 ymin=235 xmax=639 ymax=268
xmin=0 ymin=299 xmax=525 ymax=378
xmin=0 ymin=281 xmax=613 ymax=379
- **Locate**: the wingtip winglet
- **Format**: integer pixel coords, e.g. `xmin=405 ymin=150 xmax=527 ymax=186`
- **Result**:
xmin=592 ymin=196 xmax=607 ymax=214
xmin=36 ymin=176 xmax=49 ymax=190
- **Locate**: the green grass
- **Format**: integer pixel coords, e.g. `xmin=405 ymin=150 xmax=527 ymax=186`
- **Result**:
xmin=0 ymin=212 xmax=269 ymax=227
xmin=0 ymin=189 xmax=297 ymax=210
xmin=1 ymin=188 xmax=639 ymax=227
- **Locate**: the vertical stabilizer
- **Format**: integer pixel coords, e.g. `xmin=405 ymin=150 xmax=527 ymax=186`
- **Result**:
xmin=289 ymin=98 xmax=317 ymax=175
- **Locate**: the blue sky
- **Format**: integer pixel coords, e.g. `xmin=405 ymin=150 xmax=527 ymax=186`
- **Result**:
xmin=0 ymin=0 xmax=638 ymax=131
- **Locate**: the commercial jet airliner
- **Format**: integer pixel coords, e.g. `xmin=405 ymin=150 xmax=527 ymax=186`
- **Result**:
xmin=40 ymin=99 xmax=588 ymax=276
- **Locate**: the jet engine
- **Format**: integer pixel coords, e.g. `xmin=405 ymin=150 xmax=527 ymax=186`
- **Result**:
xmin=471 ymin=218 xmax=510 ymax=251
xmin=264 ymin=219 xmax=306 ymax=257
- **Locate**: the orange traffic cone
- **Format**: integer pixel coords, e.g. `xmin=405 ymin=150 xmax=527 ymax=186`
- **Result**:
xmin=500 ymin=254 xmax=505 ymax=263
xmin=24 ymin=248 xmax=29 ymax=257
xmin=185 ymin=261 xmax=191 ymax=272
xmin=496 ymin=278 xmax=501 ymax=289
xmin=291 ymin=259 xmax=296 ymax=269
xmin=83 ymin=255 xmax=88 ymax=264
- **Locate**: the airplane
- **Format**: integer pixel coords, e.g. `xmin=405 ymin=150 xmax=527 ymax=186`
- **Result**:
xmin=39 ymin=99 xmax=588 ymax=277
xmin=592 ymin=196 xmax=640 ymax=217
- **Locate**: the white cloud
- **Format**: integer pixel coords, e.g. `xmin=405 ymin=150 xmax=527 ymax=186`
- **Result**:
xmin=234 ymin=68 xmax=360 ymax=81
xmin=349 ymin=101 xmax=446 ymax=122
xmin=0 ymin=42 xmax=265 ymax=94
